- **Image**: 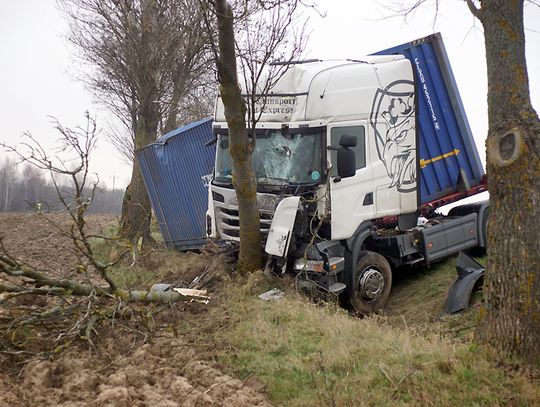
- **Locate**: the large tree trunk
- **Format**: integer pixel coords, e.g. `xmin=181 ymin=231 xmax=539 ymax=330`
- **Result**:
xmin=119 ymin=0 xmax=161 ymax=245
xmin=471 ymin=0 xmax=540 ymax=366
xmin=120 ymin=109 xmax=159 ymax=244
xmin=119 ymin=112 xmax=158 ymax=245
xmin=214 ymin=0 xmax=262 ymax=273
xmin=119 ymin=159 xmax=153 ymax=243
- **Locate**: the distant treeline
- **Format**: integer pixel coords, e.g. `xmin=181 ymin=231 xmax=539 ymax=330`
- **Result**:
xmin=0 ymin=158 xmax=124 ymax=214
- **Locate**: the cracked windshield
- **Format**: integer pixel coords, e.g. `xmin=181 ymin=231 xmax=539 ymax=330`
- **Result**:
xmin=215 ymin=128 xmax=323 ymax=185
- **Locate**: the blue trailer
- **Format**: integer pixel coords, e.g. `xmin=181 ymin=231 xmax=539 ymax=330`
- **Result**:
xmin=136 ymin=118 xmax=214 ymax=249
xmin=373 ymin=33 xmax=486 ymax=210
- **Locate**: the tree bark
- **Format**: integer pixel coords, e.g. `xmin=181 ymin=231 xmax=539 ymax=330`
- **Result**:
xmin=472 ymin=0 xmax=540 ymax=366
xmin=119 ymin=1 xmax=161 ymax=244
xmin=214 ymin=0 xmax=262 ymax=273
xmin=119 ymin=118 xmax=156 ymax=244
xmin=119 ymin=158 xmax=153 ymax=244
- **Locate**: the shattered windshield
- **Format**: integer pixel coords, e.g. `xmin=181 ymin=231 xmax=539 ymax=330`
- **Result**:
xmin=215 ymin=127 xmax=324 ymax=186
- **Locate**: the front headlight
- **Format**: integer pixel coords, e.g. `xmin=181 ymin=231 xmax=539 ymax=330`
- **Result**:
xmin=293 ymin=258 xmax=325 ymax=273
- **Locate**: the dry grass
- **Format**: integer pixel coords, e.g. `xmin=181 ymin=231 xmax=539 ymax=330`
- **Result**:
xmin=92 ymin=236 xmax=230 ymax=291
xmin=209 ymin=270 xmax=539 ymax=407
xmin=91 ymin=233 xmax=538 ymax=407
xmin=384 ymin=256 xmax=485 ymax=339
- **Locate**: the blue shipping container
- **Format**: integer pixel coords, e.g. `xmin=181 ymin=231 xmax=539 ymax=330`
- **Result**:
xmin=373 ymin=33 xmax=485 ymax=205
xmin=136 ymin=118 xmax=214 ymax=249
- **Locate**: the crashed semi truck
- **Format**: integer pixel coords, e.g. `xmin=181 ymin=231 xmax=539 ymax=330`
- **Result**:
xmin=206 ymin=33 xmax=488 ymax=313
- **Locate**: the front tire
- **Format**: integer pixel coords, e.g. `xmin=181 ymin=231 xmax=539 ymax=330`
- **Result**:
xmin=350 ymin=251 xmax=392 ymax=314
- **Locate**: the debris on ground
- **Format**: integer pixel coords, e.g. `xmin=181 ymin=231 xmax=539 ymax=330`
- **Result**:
xmin=151 ymin=284 xmax=210 ymax=304
xmin=258 ymin=288 xmax=285 ymax=301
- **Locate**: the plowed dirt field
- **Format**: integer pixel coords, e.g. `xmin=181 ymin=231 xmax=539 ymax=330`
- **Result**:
xmin=0 ymin=213 xmax=270 ymax=407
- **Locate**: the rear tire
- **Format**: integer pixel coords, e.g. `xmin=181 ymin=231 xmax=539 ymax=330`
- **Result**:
xmin=350 ymin=251 xmax=392 ymax=314
xmin=481 ymin=207 xmax=489 ymax=252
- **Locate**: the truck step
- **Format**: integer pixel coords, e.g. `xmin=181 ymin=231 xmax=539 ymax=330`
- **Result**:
xmin=328 ymin=283 xmax=346 ymax=294
xmin=405 ymin=257 xmax=425 ymax=265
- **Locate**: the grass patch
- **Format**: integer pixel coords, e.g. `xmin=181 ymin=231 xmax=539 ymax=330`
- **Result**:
xmin=384 ymin=255 xmax=486 ymax=339
xmin=90 ymin=224 xmax=227 ymax=290
xmin=204 ymin=266 xmax=539 ymax=406
xmin=85 ymin=238 xmax=538 ymax=406
xmin=105 ymin=248 xmax=228 ymax=290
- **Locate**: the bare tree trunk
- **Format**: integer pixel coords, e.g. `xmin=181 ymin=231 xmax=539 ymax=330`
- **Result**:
xmin=215 ymin=0 xmax=262 ymax=273
xmin=120 ymin=160 xmax=153 ymax=243
xmin=120 ymin=111 xmax=158 ymax=243
xmin=163 ymin=82 xmax=185 ymax=134
xmin=469 ymin=0 xmax=540 ymax=366
xmin=119 ymin=1 xmax=161 ymax=245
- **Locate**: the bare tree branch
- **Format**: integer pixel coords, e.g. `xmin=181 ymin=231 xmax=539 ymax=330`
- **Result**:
xmin=465 ymin=0 xmax=483 ymax=20
xmin=57 ymin=0 xmax=217 ymax=242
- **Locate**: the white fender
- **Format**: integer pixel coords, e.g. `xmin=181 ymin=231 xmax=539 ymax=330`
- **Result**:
xmin=265 ymin=197 xmax=300 ymax=257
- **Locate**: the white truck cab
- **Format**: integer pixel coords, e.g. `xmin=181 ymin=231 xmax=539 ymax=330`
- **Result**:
xmin=211 ymin=56 xmax=418 ymax=239
xmin=207 ymin=35 xmax=488 ymax=313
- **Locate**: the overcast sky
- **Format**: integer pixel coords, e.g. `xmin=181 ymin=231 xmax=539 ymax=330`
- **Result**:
xmin=1 ymin=0 xmax=539 ymax=190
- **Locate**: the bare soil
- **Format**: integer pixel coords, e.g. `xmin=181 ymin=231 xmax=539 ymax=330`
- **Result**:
xmin=1 ymin=336 xmax=270 ymax=407
xmin=0 ymin=213 xmax=271 ymax=407
xmin=0 ymin=213 xmax=117 ymax=278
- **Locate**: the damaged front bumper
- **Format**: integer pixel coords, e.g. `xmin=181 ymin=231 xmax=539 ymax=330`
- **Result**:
xmin=292 ymin=256 xmax=346 ymax=294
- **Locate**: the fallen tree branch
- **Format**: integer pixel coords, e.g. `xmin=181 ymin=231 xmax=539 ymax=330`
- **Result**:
xmin=0 ymin=283 xmax=67 ymax=303
xmin=0 ymin=257 xmax=99 ymax=296
xmin=2 ymin=274 xmax=207 ymax=308
xmin=0 ymin=115 xmax=215 ymax=371
xmin=0 ymin=267 xmax=206 ymax=304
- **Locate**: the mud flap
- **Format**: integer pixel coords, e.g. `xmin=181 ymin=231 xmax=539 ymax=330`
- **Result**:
xmin=444 ymin=252 xmax=484 ymax=314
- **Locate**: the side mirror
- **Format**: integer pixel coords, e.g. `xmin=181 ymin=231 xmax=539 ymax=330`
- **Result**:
xmin=334 ymin=134 xmax=356 ymax=178
xmin=327 ymin=134 xmax=357 ymax=179
xmin=336 ymin=149 xmax=356 ymax=178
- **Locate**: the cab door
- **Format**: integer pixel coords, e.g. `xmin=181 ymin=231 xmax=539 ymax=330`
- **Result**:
xmin=328 ymin=122 xmax=374 ymax=240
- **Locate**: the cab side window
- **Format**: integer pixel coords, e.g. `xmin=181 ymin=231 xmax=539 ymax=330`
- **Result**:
xmin=329 ymin=126 xmax=366 ymax=176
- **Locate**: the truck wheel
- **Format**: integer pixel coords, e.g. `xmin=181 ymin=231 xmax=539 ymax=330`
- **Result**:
xmin=350 ymin=251 xmax=392 ymax=314
xmin=481 ymin=207 xmax=490 ymax=252
xmin=471 ymin=207 xmax=489 ymax=256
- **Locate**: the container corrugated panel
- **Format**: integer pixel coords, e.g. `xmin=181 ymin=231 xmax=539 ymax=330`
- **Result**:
xmin=136 ymin=118 xmax=214 ymax=250
xmin=373 ymin=33 xmax=485 ymax=204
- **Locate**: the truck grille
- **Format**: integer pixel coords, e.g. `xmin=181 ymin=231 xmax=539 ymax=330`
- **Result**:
xmin=215 ymin=204 xmax=273 ymax=241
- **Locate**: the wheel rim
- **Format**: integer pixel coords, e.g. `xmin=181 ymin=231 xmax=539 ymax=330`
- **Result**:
xmin=358 ymin=267 xmax=385 ymax=300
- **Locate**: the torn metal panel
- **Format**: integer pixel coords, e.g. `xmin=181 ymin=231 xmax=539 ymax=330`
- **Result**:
xmin=444 ymin=252 xmax=484 ymax=314
xmin=265 ymin=197 xmax=300 ymax=257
